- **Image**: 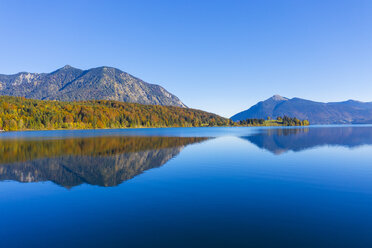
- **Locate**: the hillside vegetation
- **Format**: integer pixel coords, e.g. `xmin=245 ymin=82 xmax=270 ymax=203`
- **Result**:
xmin=0 ymin=96 xmax=229 ymax=131
xmin=0 ymin=96 xmax=310 ymax=131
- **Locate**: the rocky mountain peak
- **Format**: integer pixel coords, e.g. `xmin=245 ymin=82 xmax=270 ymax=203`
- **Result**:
xmin=0 ymin=66 xmax=187 ymax=108
xmin=61 ymin=65 xmax=74 ymax=70
xmin=270 ymin=95 xmax=288 ymax=101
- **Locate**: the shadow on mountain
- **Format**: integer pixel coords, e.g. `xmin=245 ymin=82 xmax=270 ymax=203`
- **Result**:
xmin=241 ymin=126 xmax=372 ymax=155
xmin=0 ymin=136 xmax=208 ymax=187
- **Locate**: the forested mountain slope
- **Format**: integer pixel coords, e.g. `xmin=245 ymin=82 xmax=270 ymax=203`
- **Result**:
xmin=0 ymin=96 xmax=229 ymax=131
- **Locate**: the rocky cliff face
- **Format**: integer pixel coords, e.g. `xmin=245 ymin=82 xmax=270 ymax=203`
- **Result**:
xmin=0 ymin=65 xmax=187 ymax=107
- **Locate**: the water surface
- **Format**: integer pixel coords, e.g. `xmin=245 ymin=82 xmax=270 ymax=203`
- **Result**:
xmin=1 ymin=126 xmax=372 ymax=247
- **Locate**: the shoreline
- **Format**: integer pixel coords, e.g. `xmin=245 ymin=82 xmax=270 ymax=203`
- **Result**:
xmin=2 ymin=124 xmax=372 ymax=134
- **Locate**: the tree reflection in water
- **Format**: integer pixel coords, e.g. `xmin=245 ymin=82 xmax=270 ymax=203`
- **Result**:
xmin=0 ymin=136 xmax=208 ymax=187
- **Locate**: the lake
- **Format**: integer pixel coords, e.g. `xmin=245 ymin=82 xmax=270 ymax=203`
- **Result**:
xmin=1 ymin=126 xmax=372 ymax=247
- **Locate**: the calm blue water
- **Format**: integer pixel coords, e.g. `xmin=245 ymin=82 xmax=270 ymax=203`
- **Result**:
xmin=1 ymin=126 xmax=372 ymax=247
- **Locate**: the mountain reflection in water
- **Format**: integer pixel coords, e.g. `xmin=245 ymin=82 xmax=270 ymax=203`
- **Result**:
xmin=0 ymin=136 xmax=208 ymax=187
xmin=242 ymin=126 xmax=372 ymax=154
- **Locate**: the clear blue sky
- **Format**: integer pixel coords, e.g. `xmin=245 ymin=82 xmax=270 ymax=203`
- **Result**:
xmin=1 ymin=0 xmax=372 ymax=117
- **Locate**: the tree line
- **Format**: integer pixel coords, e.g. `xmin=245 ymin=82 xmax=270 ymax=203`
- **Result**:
xmin=0 ymin=96 xmax=231 ymax=131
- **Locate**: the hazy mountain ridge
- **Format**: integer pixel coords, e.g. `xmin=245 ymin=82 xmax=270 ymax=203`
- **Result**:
xmin=0 ymin=65 xmax=186 ymax=107
xmin=231 ymin=95 xmax=372 ymax=124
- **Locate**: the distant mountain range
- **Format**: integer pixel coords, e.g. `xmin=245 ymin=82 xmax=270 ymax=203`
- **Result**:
xmin=0 ymin=65 xmax=186 ymax=107
xmin=231 ymin=95 xmax=372 ymax=124
xmin=2 ymin=66 xmax=372 ymax=125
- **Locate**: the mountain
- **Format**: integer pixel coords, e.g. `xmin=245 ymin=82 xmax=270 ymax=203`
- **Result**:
xmin=0 ymin=65 xmax=186 ymax=107
xmin=231 ymin=95 xmax=372 ymax=124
